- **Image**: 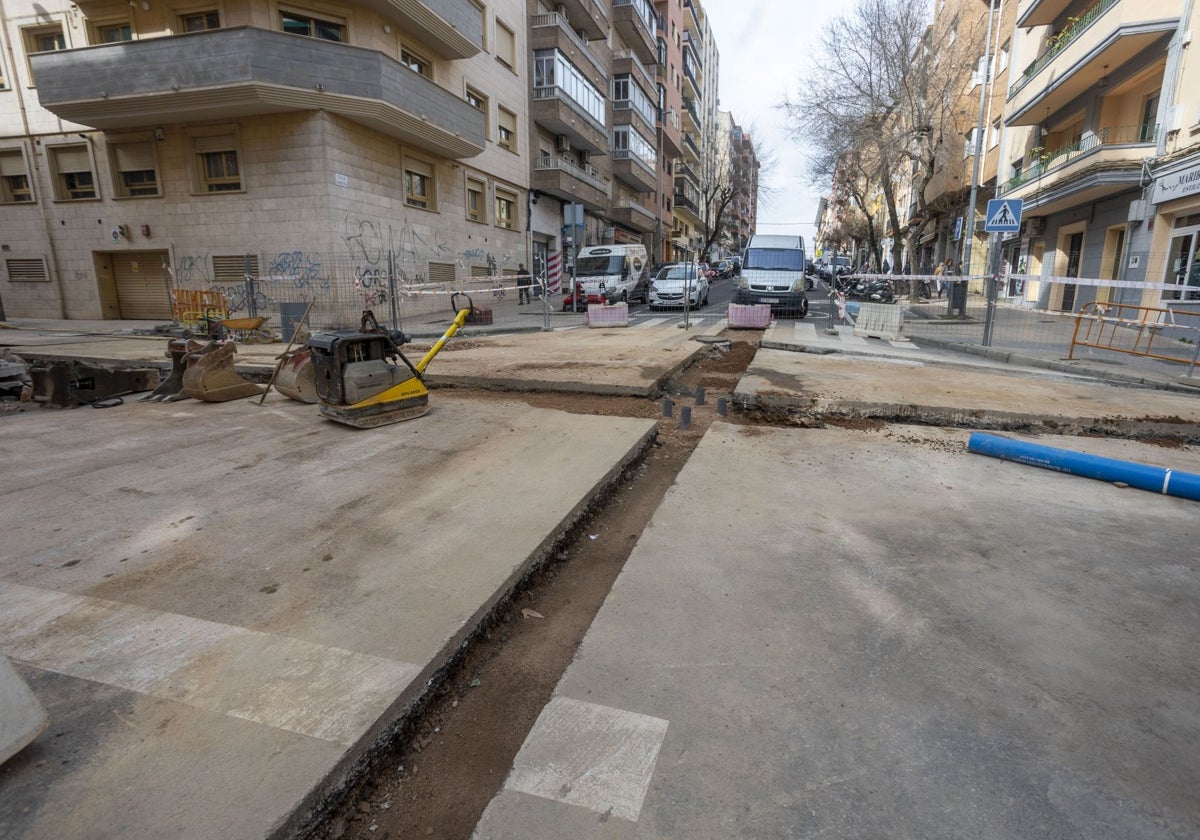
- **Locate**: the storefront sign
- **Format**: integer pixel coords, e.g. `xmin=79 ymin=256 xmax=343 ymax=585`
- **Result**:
xmin=1153 ymin=160 xmax=1200 ymax=204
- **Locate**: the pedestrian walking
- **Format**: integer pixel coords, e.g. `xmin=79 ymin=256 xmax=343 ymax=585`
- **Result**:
xmin=517 ymin=263 xmax=532 ymax=304
xmin=934 ymin=258 xmax=947 ymax=297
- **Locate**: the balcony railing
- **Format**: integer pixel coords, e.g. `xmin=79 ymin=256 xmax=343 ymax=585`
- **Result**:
xmin=682 ymin=96 xmax=701 ymax=127
xmin=614 ymin=148 xmax=655 ymax=173
xmin=534 ymin=154 xmax=606 ymax=193
xmin=1000 ymin=123 xmax=1158 ymax=192
xmin=684 ymin=0 xmax=701 ymax=34
xmin=531 ymin=12 xmax=607 ymax=78
xmin=532 ymin=85 xmax=607 ymax=135
xmin=1009 ymin=0 xmax=1118 ymax=99
xmin=683 ymin=131 xmax=701 ymax=157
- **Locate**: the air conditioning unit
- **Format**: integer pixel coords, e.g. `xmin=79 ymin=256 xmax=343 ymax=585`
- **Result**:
xmin=555 ymin=135 xmax=570 ymax=152
xmin=1019 ymin=217 xmax=1044 ymax=236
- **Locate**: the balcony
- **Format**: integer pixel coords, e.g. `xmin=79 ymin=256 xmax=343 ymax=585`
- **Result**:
xmin=532 ymin=88 xmax=609 ymax=154
xmin=611 ymin=197 xmax=657 ymax=232
xmin=612 ymin=50 xmax=656 ymax=98
xmin=674 ymin=187 xmax=699 ymax=217
xmin=554 ymin=0 xmax=610 ymax=41
xmin=681 ymin=96 xmax=701 ymax=132
xmin=532 ymin=155 xmax=608 ymax=210
xmin=1006 ymin=0 xmax=1178 ymax=124
xmin=531 ymin=12 xmax=607 ymax=82
xmin=28 ymin=27 xmax=485 ymax=157
xmin=612 ymin=0 xmax=658 ymax=66
xmin=613 ymin=100 xmax=655 ymax=137
xmin=613 ymin=149 xmax=657 ymax=192
xmin=999 ymin=123 xmax=1157 ymax=214
xmin=682 ymin=131 xmax=701 ymax=159
xmin=684 ymin=0 xmax=702 ymax=34
xmin=682 ymin=53 xmax=700 ymax=97
xmin=1018 ymin=0 xmax=1076 ymax=29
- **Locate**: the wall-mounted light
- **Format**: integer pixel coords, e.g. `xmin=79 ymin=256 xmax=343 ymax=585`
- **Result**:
xmin=154 ymin=127 xmax=164 ymax=141
xmin=383 ymin=24 xmax=391 ymax=33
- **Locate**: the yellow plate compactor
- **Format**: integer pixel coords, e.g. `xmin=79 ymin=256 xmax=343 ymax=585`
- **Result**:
xmin=307 ymin=298 xmax=472 ymax=428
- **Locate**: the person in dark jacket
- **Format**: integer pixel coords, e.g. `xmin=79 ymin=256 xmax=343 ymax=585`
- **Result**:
xmin=517 ymin=264 xmax=532 ymax=304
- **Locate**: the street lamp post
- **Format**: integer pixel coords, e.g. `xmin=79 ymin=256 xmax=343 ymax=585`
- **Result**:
xmin=655 ymin=107 xmax=675 ymax=264
xmin=961 ymin=0 xmax=1000 ymax=314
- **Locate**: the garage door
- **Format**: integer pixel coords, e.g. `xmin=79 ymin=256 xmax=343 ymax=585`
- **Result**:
xmin=113 ymin=251 xmax=171 ymax=319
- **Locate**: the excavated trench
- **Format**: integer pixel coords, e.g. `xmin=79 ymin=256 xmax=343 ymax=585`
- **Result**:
xmin=297 ymin=334 xmax=1194 ymax=840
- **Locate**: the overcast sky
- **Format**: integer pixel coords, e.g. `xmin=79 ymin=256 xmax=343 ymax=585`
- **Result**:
xmin=702 ymin=0 xmax=844 ymax=244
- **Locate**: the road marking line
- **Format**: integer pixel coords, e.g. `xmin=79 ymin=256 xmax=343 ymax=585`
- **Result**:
xmin=793 ymin=322 xmax=820 ymax=339
xmin=504 ymin=696 xmax=669 ymax=822
xmin=0 ymin=582 xmax=420 ymax=746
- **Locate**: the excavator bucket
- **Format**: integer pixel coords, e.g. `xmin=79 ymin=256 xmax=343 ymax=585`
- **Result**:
xmin=273 ymin=348 xmax=318 ymax=403
xmin=140 ymin=339 xmax=192 ymax=402
xmin=181 ymin=340 xmax=265 ymax=402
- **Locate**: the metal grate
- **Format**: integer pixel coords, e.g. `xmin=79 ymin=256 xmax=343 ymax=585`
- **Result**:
xmin=5 ymin=258 xmax=48 ymax=282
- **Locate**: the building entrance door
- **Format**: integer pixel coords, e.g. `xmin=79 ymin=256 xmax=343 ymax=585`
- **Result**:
xmin=1062 ymin=232 xmax=1082 ymax=311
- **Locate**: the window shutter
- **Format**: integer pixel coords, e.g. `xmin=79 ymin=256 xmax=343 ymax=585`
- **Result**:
xmin=0 ymin=151 xmax=25 ymax=177
xmin=114 ymin=141 xmax=155 ymax=172
xmin=53 ymin=145 xmax=91 ymax=173
xmin=194 ymin=134 xmax=236 ymax=154
xmin=496 ymin=23 xmax=515 ymax=64
xmin=428 ymin=262 xmax=456 ymax=285
xmin=405 ymin=156 xmax=433 ymax=178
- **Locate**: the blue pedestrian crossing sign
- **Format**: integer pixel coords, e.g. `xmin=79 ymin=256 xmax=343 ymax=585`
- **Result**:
xmin=985 ymin=199 xmax=1023 ymax=232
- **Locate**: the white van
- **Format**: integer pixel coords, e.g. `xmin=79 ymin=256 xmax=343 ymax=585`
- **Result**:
xmin=571 ymin=244 xmax=650 ymax=304
xmin=733 ymin=234 xmax=809 ymax=317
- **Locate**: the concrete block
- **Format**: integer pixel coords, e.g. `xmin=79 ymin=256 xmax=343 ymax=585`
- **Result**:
xmin=0 ymin=655 xmax=48 ymax=766
xmin=588 ymin=303 xmax=629 ymax=328
xmin=854 ymin=302 xmax=904 ymax=340
xmin=728 ymin=304 xmax=771 ymax=329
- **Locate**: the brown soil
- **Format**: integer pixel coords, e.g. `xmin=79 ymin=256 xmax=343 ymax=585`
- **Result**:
xmin=305 ymin=336 xmax=761 ymax=840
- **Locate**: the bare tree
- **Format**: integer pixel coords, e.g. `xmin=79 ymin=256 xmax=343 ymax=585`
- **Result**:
xmin=783 ymin=0 xmax=987 ymax=295
xmin=692 ymin=115 xmax=766 ymax=258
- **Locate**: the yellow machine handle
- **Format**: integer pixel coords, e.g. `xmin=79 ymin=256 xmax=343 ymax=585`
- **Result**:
xmin=415 ymin=304 xmax=472 ymax=374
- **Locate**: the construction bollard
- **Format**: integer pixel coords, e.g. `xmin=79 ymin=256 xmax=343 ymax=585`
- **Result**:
xmin=680 ymin=406 xmax=691 ymax=430
xmin=694 ymin=386 xmax=706 ymax=405
xmin=716 ymin=397 xmax=727 ymax=416
xmin=662 ymin=397 xmax=674 ymax=418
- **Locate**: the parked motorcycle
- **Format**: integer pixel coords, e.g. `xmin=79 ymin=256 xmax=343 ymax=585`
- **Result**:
xmin=847 ymin=277 xmax=895 ymax=303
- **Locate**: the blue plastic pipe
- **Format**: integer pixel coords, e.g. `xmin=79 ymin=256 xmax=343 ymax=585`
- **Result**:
xmin=967 ymin=432 xmax=1200 ymax=502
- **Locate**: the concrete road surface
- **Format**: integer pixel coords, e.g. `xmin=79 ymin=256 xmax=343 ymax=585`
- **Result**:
xmin=474 ymin=424 xmax=1200 ymax=839
xmin=0 ymin=395 xmax=655 ymax=839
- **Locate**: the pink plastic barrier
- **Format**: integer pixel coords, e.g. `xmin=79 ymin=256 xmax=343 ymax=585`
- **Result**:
xmin=727 ymin=304 xmax=771 ymax=329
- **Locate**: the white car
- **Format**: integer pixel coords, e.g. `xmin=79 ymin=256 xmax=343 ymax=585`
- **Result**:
xmin=649 ymin=264 xmax=710 ymax=310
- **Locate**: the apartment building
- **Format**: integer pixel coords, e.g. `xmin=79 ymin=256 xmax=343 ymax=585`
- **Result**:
xmin=1 ymin=0 xmax=739 ymax=319
xmin=0 ymin=0 xmax=533 ymax=320
xmin=526 ymin=0 xmax=674 ymax=275
xmin=995 ymin=0 xmax=1182 ymax=310
xmin=670 ymin=0 xmax=717 ymax=260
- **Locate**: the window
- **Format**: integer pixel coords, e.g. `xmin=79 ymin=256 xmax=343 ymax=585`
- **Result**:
xmin=402 ymin=46 xmax=432 ymax=78
xmin=534 ymin=50 xmax=606 ymax=126
xmin=23 ymin=24 xmax=66 ymax=85
xmin=466 ymin=177 xmax=485 ymax=222
xmin=49 ymin=145 xmax=96 ymax=200
xmin=280 ymin=9 xmax=345 ymax=42
xmin=92 ymin=22 xmax=132 ymax=44
xmin=403 ymin=154 xmax=436 ymax=210
xmin=109 ymin=139 xmax=160 ymax=197
xmin=497 ymin=107 xmax=516 ymax=152
xmin=1 ymin=150 xmax=33 ymax=203
xmin=989 ymin=120 xmax=1000 ymax=149
xmin=179 ymin=10 xmax=220 ymax=32
xmin=999 ymin=40 xmax=1010 ymax=73
xmin=0 ymin=52 xmax=7 ymax=89
xmin=193 ymin=133 xmax=241 ymax=192
xmin=495 ymin=188 xmax=516 ymax=229
xmin=466 ymin=86 xmax=488 ymax=135
xmin=495 ymin=20 xmax=516 ymax=70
